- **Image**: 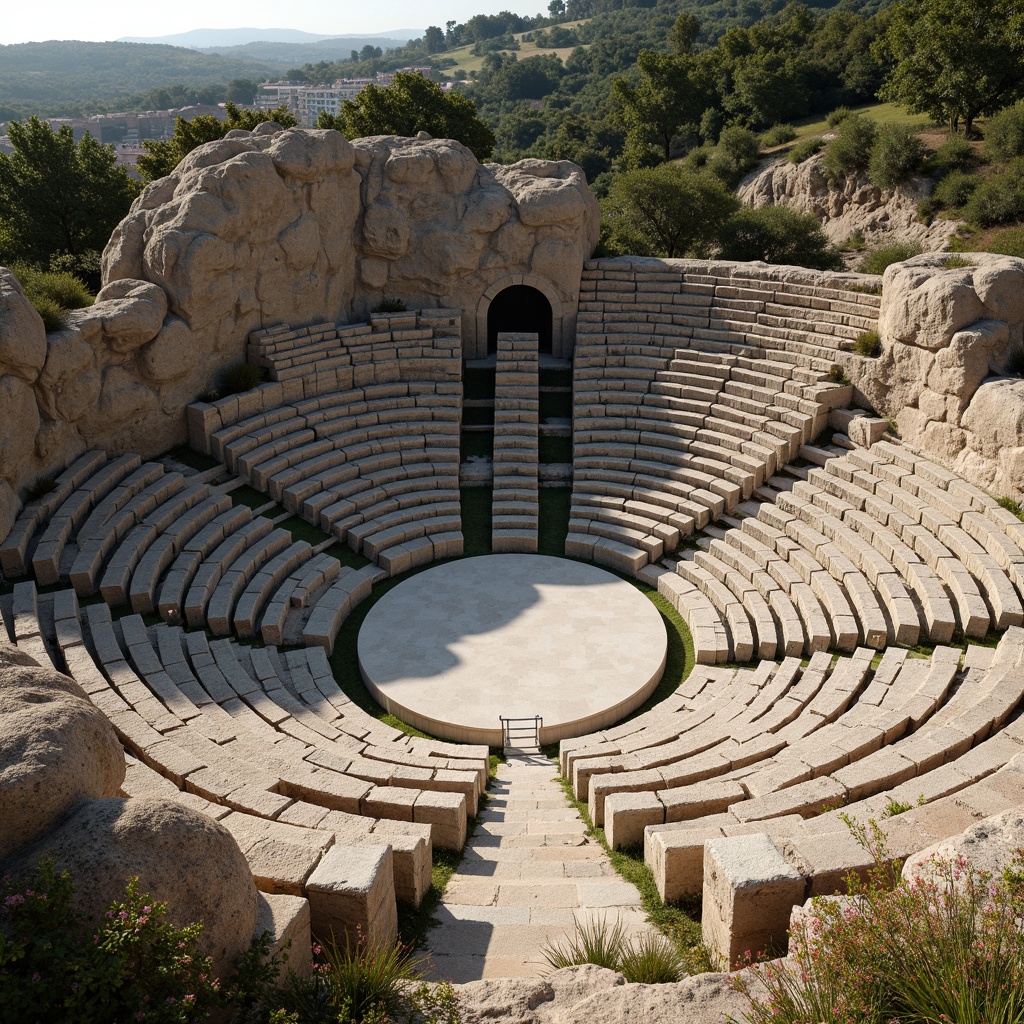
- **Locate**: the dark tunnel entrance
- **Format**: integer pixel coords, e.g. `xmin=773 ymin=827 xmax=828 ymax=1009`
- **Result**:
xmin=486 ymin=285 xmax=553 ymax=356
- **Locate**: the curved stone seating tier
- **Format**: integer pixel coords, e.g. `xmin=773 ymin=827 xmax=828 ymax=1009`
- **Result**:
xmin=17 ymin=584 xmax=486 ymax=855
xmin=567 ymin=260 xmax=876 ymax=574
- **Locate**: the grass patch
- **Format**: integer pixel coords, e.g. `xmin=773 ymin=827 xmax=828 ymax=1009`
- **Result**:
xmin=859 ymin=241 xmax=923 ymax=275
xmin=162 ymin=444 xmax=220 ymax=474
xmin=538 ymin=487 xmax=572 ymax=556
xmin=788 ymin=101 xmax=932 ymax=144
xmin=999 ymin=496 xmax=1024 ymax=521
xmin=539 ymin=434 xmax=573 ymax=463
xmin=853 ymin=329 xmax=881 ymax=357
xmin=460 ymin=486 xmax=493 ymax=557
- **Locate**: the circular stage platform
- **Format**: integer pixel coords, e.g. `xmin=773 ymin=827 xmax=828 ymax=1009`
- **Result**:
xmin=357 ymin=554 xmax=668 ymax=746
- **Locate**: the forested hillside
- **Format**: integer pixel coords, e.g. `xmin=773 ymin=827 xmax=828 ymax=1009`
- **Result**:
xmin=0 ymin=42 xmax=277 ymax=119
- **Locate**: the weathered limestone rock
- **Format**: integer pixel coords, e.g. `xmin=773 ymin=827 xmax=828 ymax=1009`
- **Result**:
xmin=92 ymin=279 xmax=168 ymax=351
xmin=454 ymin=964 xmax=756 ymax=1024
xmin=702 ymin=833 xmax=806 ymax=969
xmin=0 ymin=268 xmax=47 ymax=379
xmin=0 ymin=662 xmax=124 ymax=864
xmin=902 ymin=809 xmax=1024 ymax=887
xmin=738 ymin=152 xmax=962 ymax=250
xmin=11 ymin=797 xmax=259 ymax=975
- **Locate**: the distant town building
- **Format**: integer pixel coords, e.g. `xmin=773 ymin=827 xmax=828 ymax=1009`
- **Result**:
xmin=256 ymin=69 xmax=438 ymax=126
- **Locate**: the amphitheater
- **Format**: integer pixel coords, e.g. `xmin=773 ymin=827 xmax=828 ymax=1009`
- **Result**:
xmin=4 ymin=124 xmax=1024 ymax=997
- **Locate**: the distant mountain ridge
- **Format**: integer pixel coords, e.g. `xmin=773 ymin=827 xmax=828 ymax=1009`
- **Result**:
xmin=193 ymin=37 xmax=420 ymax=65
xmin=118 ymin=27 xmax=419 ymax=47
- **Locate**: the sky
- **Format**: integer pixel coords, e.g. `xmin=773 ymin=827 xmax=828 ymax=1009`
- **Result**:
xmin=0 ymin=0 xmax=546 ymax=45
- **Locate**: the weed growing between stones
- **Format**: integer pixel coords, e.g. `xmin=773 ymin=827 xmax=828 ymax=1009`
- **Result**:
xmin=733 ymin=823 xmax=1024 ymax=1024
xmin=541 ymin=917 xmax=687 ymax=983
xmin=220 ymin=360 xmax=267 ymax=396
xmin=853 ymin=329 xmax=881 ymax=357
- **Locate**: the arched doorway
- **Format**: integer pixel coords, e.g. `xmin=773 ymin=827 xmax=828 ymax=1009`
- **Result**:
xmin=486 ymin=285 xmax=553 ymax=356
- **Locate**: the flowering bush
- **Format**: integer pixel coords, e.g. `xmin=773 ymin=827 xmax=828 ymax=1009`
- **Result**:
xmin=0 ymin=860 xmax=220 ymax=1024
xmin=732 ymin=820 xmax=1024 ymax=1024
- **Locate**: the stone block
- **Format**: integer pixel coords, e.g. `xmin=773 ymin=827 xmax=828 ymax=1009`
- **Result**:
xmin=305 ymin=844 xmax=397 ymax=947
xmin=702 ymin=833 xmax=806 ymax=969
xmin=256 ymin=891 xmax=313 ymax=979
xmin=604 ymin=791 xmax=664 ymax=850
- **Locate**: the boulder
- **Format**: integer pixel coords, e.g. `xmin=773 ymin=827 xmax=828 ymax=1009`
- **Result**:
xmin=10 ymin=797 xmax=259 ymax=976
xmin=902 ymin=808 xmax=1024 ymax=888
xmin=0 ymin=267 xmax=47 ymax=380
xmin=92 ymin=279 xmax=169 ymax=352
xmin=454 ymin=964 xmax=755 ymax=1024
xmin=0 ymin=662 xmax=124 ymax=864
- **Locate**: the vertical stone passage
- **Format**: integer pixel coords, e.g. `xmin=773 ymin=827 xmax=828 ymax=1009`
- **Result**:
xmin=491 ymin=334 xmax=540 ymax=554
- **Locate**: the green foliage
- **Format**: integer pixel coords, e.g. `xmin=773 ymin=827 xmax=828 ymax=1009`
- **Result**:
xmin=0 ymin=117 xmax=141 ymax=272
xmin=138 ymin=102 xmax=298 ymax=182
xmin=878 ymin=0 xmax=1024 ymax=136
xmin=935 ymin=132 xmax=977 ymax=172
xmin=983 ymin=226 xmax=1024 ymax=259
xmin=268 ymin=934 xmax=462 ymax=1024
xmin=826 ymin=106 xmax=852 ymax=128
xmin=10 ymin=263 xmax=94 ymax=334
xmin=705 ymin=124 xmax=762 ymax=187
xmin=0 ymin=860 xmax=221 ymax=1024
xmin=868 ymin=123 xmax=925 ymax=188
xmin=823 ymin=112 xmax=877 ymax=182
xmin=943 ymin=255 xmax=972 ymax=269
xmin=985 ymin=103 xmax=1024 ymax=162
xmin=602 ymin=163 xmax=738 ymax=259
xmin=373 ymin=298 xmax=408 ymax=313
xmin=327 ymin=72 xmax=494 ymax=161
xmin=859 ymin=241 xmax=923 ymax=274
xmin=854 ymin=329 xmax=881 ymax=356
xmin=761 ymin=123 xmax=796 ymax=147
xmin=541 ymin=917 xmax=686 ymax=984
xmin=717 ymin=206 xmax=843 ymax=271
xmin=962 ymin=162 xmax=1024 ymax=227
xmin=220 ymin=360 xmax=266 ymax=395
xmin=788 ymin=136 xmax=825 ymax=164
xmin=998 ymin=495 xmax=1024 ymax=518
xmin=828 ymin=364 xmax=851 ymax=385
xmin=933 ymin=168 xmax=979 ymax=208
xmin=735 ymin=840 xmax=1024 ymax=1024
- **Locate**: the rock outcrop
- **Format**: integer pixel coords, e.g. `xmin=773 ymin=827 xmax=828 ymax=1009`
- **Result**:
xmin=902 ymin=808 xmax=1024 ymax=886
xmin=454 ymin=964 xmax=754 ymax=1024
xmin=739 ymin=152 xmax=962 ymax=251
xmin=0 ymin=661 xmax=125 ymax=862
xmin=0 ymin=128 xmax=599 ymax=505
xmin=837 ymin=253 xmax=1024 ymax=499
xmin=10 ymin=797 xmax=259 ymax=976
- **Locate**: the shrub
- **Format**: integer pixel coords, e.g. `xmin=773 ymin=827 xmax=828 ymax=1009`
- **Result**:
xmin=734 ymin=836 xmax=1024 ymax=1024
xmin=541 ymin=917 xmax=685 ymax=984
xmin=854 ymin=329 xmax=881 ymax=357
xmin=717 ymin=206 xmax=843 ymax=271
xmin=917 ymin=198 xmax=937 ymax=225
xmin=934 ymin=132 xmax=977 ymax=172
xmin=984 ymin=102 xmax=1024 ymax=163
xmin=705 ymin=125 xmax=762 ymax=187
xmin=761 ymin=123 xmax=796 ymax=147
xmin=9 ymin=262 xmax=94 ymax=332
xmin=788 ymin=136 xmax=825 ymax=165
xmin=932 ymin=168 xmax=979 ymax=208
xmin=826 ymin=106 xmax=852 ymax=128
xmin=868 ymin=124 xmax=925 ymax=190
xmin=373 ymin=298 xmax=407 ymax=313
xmin=985 ymin=225 xmax=1024 ymax=258
xmin=823 ymin=113 xmax=877 ymax=183
xmin=0 ymin=860 xmax=221 ymax=1024
xmin=827 ymin=364 xmax=850 ymax=385
xmin=962 ymin=164 xmax=1024 ymax=226
xmin=220 ymin=360 xmax=266 ymax=395
xmin=268 ymin=933 xmax=461 ymax=1024
xmin=859 ymin=241 xmax=923 ymax=275
xmin=943 ymin=255 xmax=972 ymax=269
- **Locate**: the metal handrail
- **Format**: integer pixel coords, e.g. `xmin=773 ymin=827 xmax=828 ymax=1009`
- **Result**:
xmin=499 ymin=715 xmax=543 ymax=748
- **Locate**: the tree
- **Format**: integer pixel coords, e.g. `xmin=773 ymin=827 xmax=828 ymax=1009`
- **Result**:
xmin=424 ymin=26 xmax=446 ymax=54
xmin=716 ymin=205 xmax=843 ymax=269
xmin=137 ymin=102 xmax=297 ymax=182
xmin=328 ymin=72 xmax=495 ymax=160
xmin=668 ymin=12 xmax=700 ymax=56
xmin=878 ymin=0 xmax=1024 ymax=135
xmin=0 ymin=117 xmax=141 ymax=270
xmin=602 ymin=164 xmax=738 ymax=258
xmin=612 ymin=50 xmax=714 ymax=165
xmin=549 ymin=0 xmax=566 ymax=17
xmin=225 ymin=78 xmax=258 ymax=104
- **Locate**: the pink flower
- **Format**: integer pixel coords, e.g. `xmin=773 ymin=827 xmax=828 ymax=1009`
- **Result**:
xmin=142 ymin=905 xmax=151 ymax=914
xmin=118 ymin=910 xmax=129 ymax=920
xmin=4 ymin=894 xmax=25 ymax=907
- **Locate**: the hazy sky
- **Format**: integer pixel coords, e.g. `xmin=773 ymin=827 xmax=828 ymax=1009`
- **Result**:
xmin=1 ymin=0 xmax=545 ymax=44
